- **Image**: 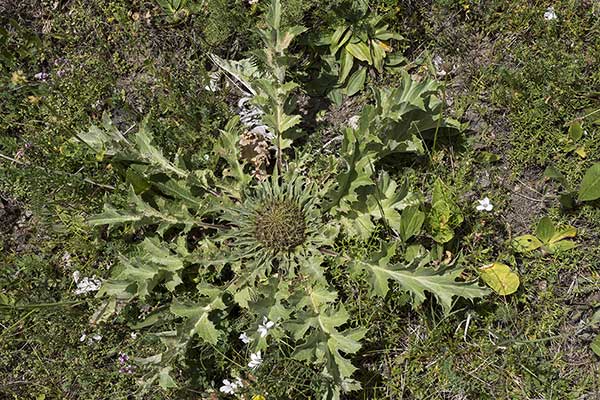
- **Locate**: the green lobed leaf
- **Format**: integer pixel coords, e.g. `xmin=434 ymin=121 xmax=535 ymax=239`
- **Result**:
xmin=351 ymin=243 xmax=487 ymax=312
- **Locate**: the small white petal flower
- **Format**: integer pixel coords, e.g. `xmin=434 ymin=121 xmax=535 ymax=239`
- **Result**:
xmin=544 ymin=6 xmax=557 ymax=20
xmin=239 ymin=332 xmax=251 ymax=344
xmin=248 ymin=351 xmax=263 ymax=369
xmin=79 ymin=333 xmax=87 ymax=342
xmin=219 ymin=379 xmax=238 ymax=394
xmin=92 ymin=334 xmax=102 ymax=341
xmin=72 ymin=270 xmax=80 ymax=283
xmin=476 ymin=197 xmax=494 ymax=212
xmin=257 ymin=316 xmax=275 ymax=338
xmin=74 ymin=276 xmax=102 ymax=295
xmin=130 ymin=332 xmax=138 ymax=339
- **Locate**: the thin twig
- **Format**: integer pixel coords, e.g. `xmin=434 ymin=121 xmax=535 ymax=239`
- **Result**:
xmin=509 ymin=190 xmax=547 ymax=203
xmin=0 ymin=152 xmax=26 ymax=165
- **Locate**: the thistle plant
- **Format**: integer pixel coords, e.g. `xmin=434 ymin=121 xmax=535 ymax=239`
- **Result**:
xmin=76 ymin=1 xmax=488 ymax=398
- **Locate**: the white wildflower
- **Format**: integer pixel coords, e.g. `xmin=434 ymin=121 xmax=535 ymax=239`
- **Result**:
xmin=257 ymin=316 xmax=275 ymax=338
xmin=544 ymin=6 xmax=557 ymax=20
xmin=219 ymin=377 xmax=243 ymax=394
xmin=79 ymin=333 xmax=87 ymax=342
xmin=239 ymin=332 xmax=251 ymax=344
xmin=130 ymin=332 xmax=138 ymax=339
xmin=219 ymin=379 xmax=237 ymax=394
xmin=476 ymin=197 xmax=493 ymax=212
xmin=248 ymin=351 xmax=263 ymax=369
xmin=92 ymin=334 xmax=102 ymax=341
xmin=74 ymin=276 xmax=102 ymax=295
xmin=34 ymin=72 xmax=49 ymax=80
xmin=248 ymin=0 xmax=259 ymax=4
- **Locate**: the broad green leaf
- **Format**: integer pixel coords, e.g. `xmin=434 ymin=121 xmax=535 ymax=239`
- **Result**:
xmin=371 ymin=39 xmax=386 ymax=73
xmin=89 ymin=297 xmax=117 ymax=324
xmin=535 ymin=217 xmax=556 ymax=244
xmin=568 ymin=121 xmax=583 ymax=141
xmin=234 ymin=287 xmax=253 ymax=308
xmin=338 ymin=49 xmax=354 ymax=84
xmin=345 ymin=42 xmax=372 ymax=64
xmin=330 ymin=26 xmax=351 ymax=55
xmin=591 ymin=309 xmax=600 ymax=325
xmin=345 ymin=67 xmax=366 ymax=97
xmin=479 ymin=262 xmax=519 ymax=295
xmin=96 ymin=280 xmax=133 ymax=298
xmin=399 ymin=205 xmax=424 ymax=242
xmin=109 ymin=237 xmax=185 ymax=300
xmin=130 ymin=309 xmax=170 ymax=329
xmin=578 ymin=163 xmax=600 ymax=201
xmin=512 ymin=234 xmax=543 ymax=252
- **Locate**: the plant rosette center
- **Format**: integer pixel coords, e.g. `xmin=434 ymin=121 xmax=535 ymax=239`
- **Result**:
xmin=253 ymin=200 xmax=307 ymax=253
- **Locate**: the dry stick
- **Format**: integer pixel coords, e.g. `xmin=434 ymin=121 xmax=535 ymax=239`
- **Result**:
xmin=0 ymin=151 xmax=115 ymax=190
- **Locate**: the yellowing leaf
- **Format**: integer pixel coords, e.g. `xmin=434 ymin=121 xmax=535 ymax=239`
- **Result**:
xmin=479 ymin=262 xmax=520 ymax=295
xmin=512 ymin=234 xmax=543 ymax=253
xmin=548 ymin=226 xmax=576 ymax=244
